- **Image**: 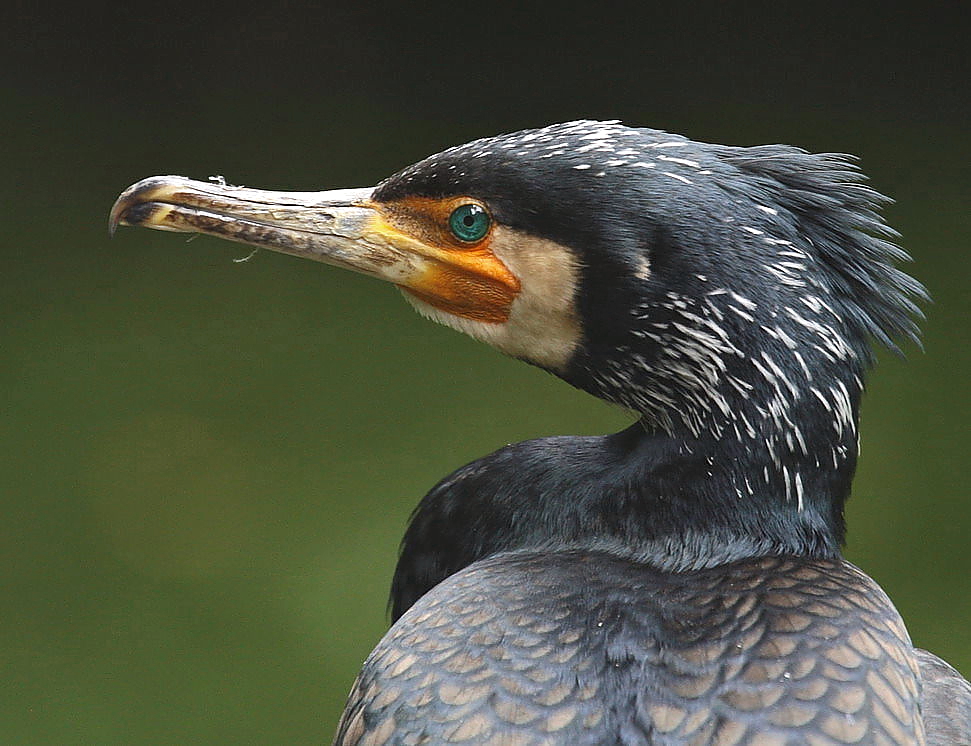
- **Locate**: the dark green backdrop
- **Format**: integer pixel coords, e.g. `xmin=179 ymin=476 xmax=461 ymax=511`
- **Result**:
xmin=4 ymin=3 xmax=969 ymax=742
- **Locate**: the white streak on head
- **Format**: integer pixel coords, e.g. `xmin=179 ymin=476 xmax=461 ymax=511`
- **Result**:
xmin=657 ymin=155 xmax=701 ymax=168
xmin=663 ymin=172 xmax=693 ymax=185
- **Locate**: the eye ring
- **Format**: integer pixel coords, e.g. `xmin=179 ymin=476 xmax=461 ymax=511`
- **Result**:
xmin=448 ymin=203 xmax=491 ymax=243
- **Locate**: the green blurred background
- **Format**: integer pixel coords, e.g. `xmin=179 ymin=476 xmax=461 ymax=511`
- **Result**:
xmin=3 ymin=2 xmax=969 ymax=742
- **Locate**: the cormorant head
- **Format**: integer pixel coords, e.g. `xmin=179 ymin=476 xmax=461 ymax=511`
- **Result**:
xmin=111 ymin=121 xmax=925 ymax=517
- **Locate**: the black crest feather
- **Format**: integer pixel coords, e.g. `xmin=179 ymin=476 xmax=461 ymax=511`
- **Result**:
xmin=713 ymin=145 xmax=927 ymax=355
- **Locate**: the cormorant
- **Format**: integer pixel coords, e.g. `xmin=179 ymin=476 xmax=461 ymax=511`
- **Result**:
xmin=111 ymin=121 xmax=971 ymax=744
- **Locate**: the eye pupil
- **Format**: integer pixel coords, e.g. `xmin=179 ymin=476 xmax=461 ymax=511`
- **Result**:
xmin=449 ymin=204 xmax=490 ymax=242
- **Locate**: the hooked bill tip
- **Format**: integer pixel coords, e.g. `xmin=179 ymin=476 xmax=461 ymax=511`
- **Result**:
xmin=109 ymin=175 xmax=192 ymax=237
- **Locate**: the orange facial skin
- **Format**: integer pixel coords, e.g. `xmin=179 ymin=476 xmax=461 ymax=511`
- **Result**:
xmin=371 ymin=197 xmax=521 ymax=324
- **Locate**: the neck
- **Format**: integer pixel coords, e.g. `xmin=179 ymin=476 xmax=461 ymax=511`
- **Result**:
xmin=391 ymin=414 xmax=854 ymax=620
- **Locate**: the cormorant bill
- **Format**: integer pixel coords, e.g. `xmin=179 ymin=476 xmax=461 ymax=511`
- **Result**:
xmin=111 ymin=121 xmax=971 ymax=744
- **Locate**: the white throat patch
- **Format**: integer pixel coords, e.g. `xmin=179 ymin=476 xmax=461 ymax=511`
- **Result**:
xmin=401 ymin=226 xmax=582 ymax=372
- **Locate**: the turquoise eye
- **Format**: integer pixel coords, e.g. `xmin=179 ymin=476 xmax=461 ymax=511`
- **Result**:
xmin=448 ymin=203 xmax=491 ymax=243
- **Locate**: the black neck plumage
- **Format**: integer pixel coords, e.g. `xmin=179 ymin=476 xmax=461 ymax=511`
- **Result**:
xmin=390 ymin=411 xmax=855 ymax=621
